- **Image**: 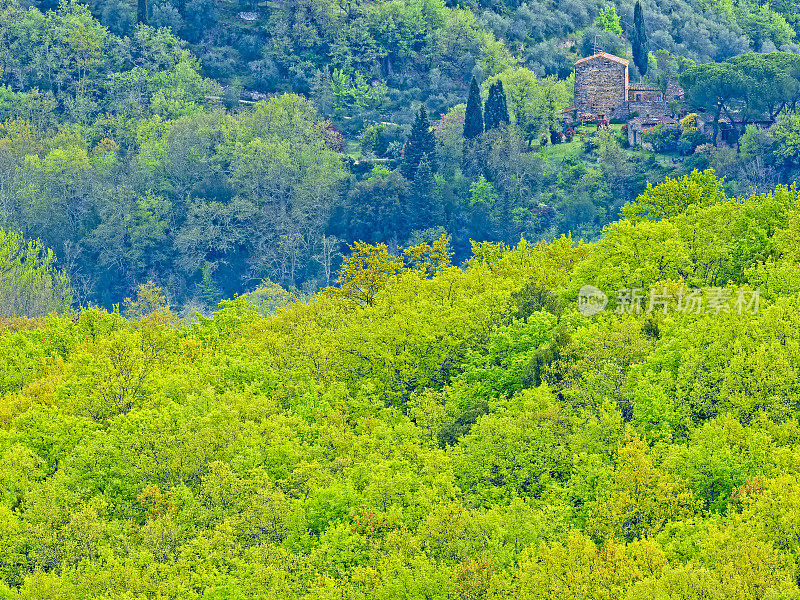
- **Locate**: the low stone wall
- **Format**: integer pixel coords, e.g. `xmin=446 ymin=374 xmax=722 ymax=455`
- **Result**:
xmin=617 ymin=101 xmax=670 ymax=121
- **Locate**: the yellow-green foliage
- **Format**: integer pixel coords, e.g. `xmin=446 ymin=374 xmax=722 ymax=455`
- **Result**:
xmin=0 ymin=229 xmax=72 ymax=320
xmin=6 ymin=174 xmax=800 ymax=597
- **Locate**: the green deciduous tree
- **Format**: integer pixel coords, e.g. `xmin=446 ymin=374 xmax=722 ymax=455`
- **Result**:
xmin=0 ymin=229 xmax=72 ymax=318
xmin=595 ymin=4 xmax=623 ymax=36
xmin=329 ymin=241 xmax=403 ymax=306
xmin=773 ymin=114 xmax=800 ymax=164
xmin=622 ymin=169 xmax=726 ymax=222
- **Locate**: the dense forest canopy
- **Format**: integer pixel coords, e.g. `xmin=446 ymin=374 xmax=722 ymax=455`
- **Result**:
xmin=5 ymin=0 xmax=800 ymax=595
xmin=1 ymin=171 xmax=800 ymax=596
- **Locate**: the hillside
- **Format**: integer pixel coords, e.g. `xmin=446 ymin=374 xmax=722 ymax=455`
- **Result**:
xmin=82 ymin=0 xmax=798 ymax=127
xmin=1 ymin=171 xmax=800 ymax=597
xmin=3 ymin=0 xmax=800 ymax=311
xmin=6 ymin=0 xmax=800 ymax=596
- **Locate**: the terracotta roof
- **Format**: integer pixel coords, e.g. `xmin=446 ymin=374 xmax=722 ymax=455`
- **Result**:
xmin=575 ymin=52 xmax=629 ymax=66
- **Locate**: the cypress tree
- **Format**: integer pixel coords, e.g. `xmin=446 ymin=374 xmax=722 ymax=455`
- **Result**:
xmin=463 ymin=76 xmax=484 ymax=139
xmin=484 ymin=83 xmax=498 ymax=130
xmin=484 ymin=81 xmax=510 ymax=131
xmin=197 ymin=267 xmax=222 ymax=308
xmin=632 ymin=1 xmax=648 ymax=76
xmin=409 ymin=154 xmax=443 ymax=230
xmin=137 ymin=0 xmax=148 ymax=24
xmin=402 ymin=106 xmax=437 ymax=180
xmin=494 ymin=80 xmax=509 ymax=128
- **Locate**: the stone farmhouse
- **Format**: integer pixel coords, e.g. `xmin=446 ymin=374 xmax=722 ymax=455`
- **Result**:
xmin=570 ymin=51 xmax=684 ymax=144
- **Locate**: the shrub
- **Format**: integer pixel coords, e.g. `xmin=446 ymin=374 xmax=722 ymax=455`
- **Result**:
xmin=678 ymin=128 xmax=706 ymax=155
xmin=360 ymin=122 xmax=403 ymax=157
xmin=680 ymin=113 xmax=699 ymax=133
xmin=360 ymin=123 xmax=385 ymax=156
xmin=551 ymin=130 xmax=563 ymax=144
xmin=619 ymin=125 xmax=630 ymax=148
xmin=641 ymin=123 xmax=680 ymax=152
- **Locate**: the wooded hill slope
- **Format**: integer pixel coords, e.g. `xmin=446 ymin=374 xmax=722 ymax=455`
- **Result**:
xmin=2 ymin=170 xmax=800 ymax=597
xmin=74 ymin=0 xmax=800 ymax=125
xmin=5 ymin=0 xmax=800 ymax=311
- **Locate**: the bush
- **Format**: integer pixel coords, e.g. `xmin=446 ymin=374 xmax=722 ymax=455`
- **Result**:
xmin=360 ymin=123 xmax=385 ymax=156
xmin=680 ymin=113 xmax=699 ymax=133
xmin=360 ymin=122 xmax=404 ymax=157
xmin=641 ymin=123 xmax=680 ymax=152
xmin=618 ymin=129 xmax=630 ymax=148
xmin=564 ymin=127 xmax=575 ymax=142
xmin=551 ymin=130 xmax=563 ymax=144
xmin=678 ymin=128 xmax=706 ymax=155
xmin=583 ymin=136 xmax=599 ymax=153
xmin=323 ymin=123 xmax=345 ymax=152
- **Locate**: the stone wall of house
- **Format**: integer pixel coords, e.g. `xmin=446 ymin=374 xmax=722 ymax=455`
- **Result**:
xmin=575 ymin=55 xmax=628 ymax=119
xmin=628 ymin=89 xmax=662 ymax=103
xmin=626 ymin=100 xmax=669 ymax=119
xmin=666 ymin=79 xmax=684 ymax=102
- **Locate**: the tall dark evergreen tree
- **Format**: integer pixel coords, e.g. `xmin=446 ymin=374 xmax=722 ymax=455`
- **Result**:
xmin=495 ymin=80 xmax=509 ymax=126
xmin=197 ymin=267 xmax=222 ymax=308
xmin=484 ymin=81 xmax=510 ymax=131
xmin=137 ymin=0 xmax=148 ymax=24
xmin=464 ymin=77 xmax=484 ymax=139
xmin=402 ymin=106 xmax=437 ymax=180
xmin=632 ymin=1 xmax=648 ymax=76
xmin=484 ymin=83 xmax=498 ymax=131
xmin=409 ymin=154 xmax=444 ymax=231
